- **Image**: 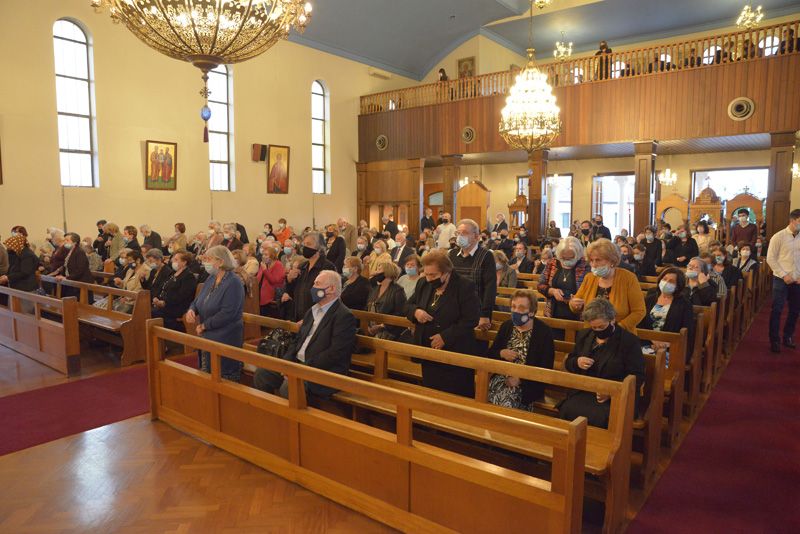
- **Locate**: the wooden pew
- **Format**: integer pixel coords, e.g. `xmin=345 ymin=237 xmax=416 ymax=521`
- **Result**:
xmin=693 ymin=302 xmax=718 ymax=394
xmin=90 ymin=270 xmax=114 ymax=284
xmin=0 ymin=286 xmax=81 ymax=376
xmin=684 ymin=313 xmax=705 ymax=418
xmin=40 ymin=276 xmax=150 ymax=366
xmin=146 ymin=319 xmax=589 ymax=534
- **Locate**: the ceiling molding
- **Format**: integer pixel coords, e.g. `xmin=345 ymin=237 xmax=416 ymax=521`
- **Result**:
xmin=479 ymin=28 xmax=528 ymax=58
xmin=416 ymin=28 xmax=483 ymax=82
xmin=492 ymin=0 xmax=530 ymax=16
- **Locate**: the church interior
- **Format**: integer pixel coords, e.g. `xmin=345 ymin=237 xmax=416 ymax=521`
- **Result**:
xmin=1 ymin=0 xmax=799 ymax=532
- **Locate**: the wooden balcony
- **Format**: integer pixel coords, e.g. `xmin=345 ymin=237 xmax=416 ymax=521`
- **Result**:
xmin=358 ymin=19 xmax=800 ymax=162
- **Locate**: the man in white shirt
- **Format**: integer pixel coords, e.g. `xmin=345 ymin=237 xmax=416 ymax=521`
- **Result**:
xmin=253 ymin=270 xmax=356 ymax=397
xmin=766 ymin=209 xmax=800 ymax=353
xmin=435 ymin=213 xmax=456 ymax=249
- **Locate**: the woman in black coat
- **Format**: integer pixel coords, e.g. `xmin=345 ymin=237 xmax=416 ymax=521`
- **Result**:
xmin=340 ymin=257 xmax=371 ymax=311
xmin=152 ymin=250 xmax=198 ymax=331
xmin=351 ymin=235 xmax=372 ymax=260
xmin=667 ymin=224 xmax=699 ymax=267
xmin=324 ymin=224 xmax=346 ymax=272
xmin=638 ymin=267 xmax=694 ymax=363
xmin=55 ymin=232 xmax=95 ymax=299
xmin=559 ymin=298 xmax=646 ymax=428
xmin=641 ymin=226 xmax=662 ymax=266
xmin=631 ymin=244 xmax=657 ymax=278
xmin=487 ymin=289 xmax=555 ymax=409
xmin=711 ymin=246 xmax=743 ymax=304
xmin=685 ymin=257 xmax=718 ymax=306
xmin=404 ymin=250 xmax=480 ymax=398
xmin=365 ymin=262 xmax=407 ymax=340
xmin=0 ymin=235 xmax=39 ymax=313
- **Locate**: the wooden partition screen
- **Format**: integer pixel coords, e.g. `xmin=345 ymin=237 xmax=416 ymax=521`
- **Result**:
xmin=146 ymin=319 xmax=588 ymax=534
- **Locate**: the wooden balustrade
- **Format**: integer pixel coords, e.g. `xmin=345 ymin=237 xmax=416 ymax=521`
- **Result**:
xmin=360 ymin=18 xmax=799 ymax=115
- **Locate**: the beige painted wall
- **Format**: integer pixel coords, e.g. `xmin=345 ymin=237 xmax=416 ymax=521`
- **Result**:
xmin=419 ymin=35 xmax=526 ymax=85
xmin=0 ymin=0 xmax=415 ymax=248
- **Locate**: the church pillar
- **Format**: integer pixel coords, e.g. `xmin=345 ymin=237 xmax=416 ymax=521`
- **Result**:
xmin=407 ymin=158 xmax=424 ymax=236
xmin=527 ymin=149 xmax=548 ymax=239
xmin=633 ymin=141 xmax=658 ymax=234
xmin=356 ymin=162 xmax=367 ymax=227
xmin=766 ymin=132 xmax=796 ymax=240
xmin=614 ymin=175 xmax=631 ymax=235
xmin=442 ymin=155 xmax=462 ymax=222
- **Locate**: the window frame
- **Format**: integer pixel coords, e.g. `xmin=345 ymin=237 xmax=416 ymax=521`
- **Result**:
xmin=208 ymin=64 xmax=233 ymax=192
xmin=53 ymin=18 xmax=97 ymax=188
xmin=311 ymin=80 xmax=330 ymax=195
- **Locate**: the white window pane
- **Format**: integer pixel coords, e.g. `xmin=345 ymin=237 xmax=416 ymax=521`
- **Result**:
xmin=312 ymin=170 xmax=325 ymax=194
xmin=208 ymin=71 xmax=228 ymax=102
xmin=56 ymin=77 xmax=90 ymax=115
xmin=311 ymin=119 xmax=324 ymax=144
xmin=209 ymin=133 xmax=229 ymax=161
xmin=312 ymin=144 xmax=324 ymax=169
xmin=210 ymin=162 xmax=229 ymax=191
xmin=312 ymin=81 xmax=323 ymax=95
xmin=57 ymin=115 xmax=91 ymax=151
xmin=54 ymin=21 xmax=86 ymax=42
xmin=311 ymin=93 xmax=324 ymax=119
xmin=208 ymin=102 xmax=228 ymax=133
xmin=60 ymin=152 xmax=91 ymax=187
xmin=54 ymin=39 xmax=88 ymax=78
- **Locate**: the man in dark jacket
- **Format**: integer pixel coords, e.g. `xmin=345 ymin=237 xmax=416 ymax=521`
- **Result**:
xmin=282 ymin=232 xmax=336 ymax=321
xmin=254 ymin=270 xmax=356 ymax=399
xmin=590 ymin=215 xmax=612 ymax=242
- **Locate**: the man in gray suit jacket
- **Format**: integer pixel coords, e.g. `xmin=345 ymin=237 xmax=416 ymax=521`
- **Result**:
xmin=254 ymin=270 xmax=356 ymax=399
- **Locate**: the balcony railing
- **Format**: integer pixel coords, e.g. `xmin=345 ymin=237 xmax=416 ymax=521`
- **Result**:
xmin=360 ymin=18 xmax=799 ymax=115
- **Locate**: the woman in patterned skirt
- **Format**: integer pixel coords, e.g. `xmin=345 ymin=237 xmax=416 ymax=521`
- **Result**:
xmin=486 ymin=289 xmax=555 ymax=410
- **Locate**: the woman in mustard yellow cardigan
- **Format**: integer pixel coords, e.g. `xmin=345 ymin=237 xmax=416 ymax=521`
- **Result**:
xmin=569 ymin=238 xmax=646 ymax=333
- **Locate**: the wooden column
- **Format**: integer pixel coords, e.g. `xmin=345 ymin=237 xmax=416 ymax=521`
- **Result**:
xmin=766 ymin=131 xmax=797 ymax=240
xmin=356 ymin=162 xmax=367 ymax=226
xmin=633 ymin=141 xmax=658 ymax=233
xmin=527 ymin=149 xmax=548 ymax=238
xmin=442 ymin=155 xmax=462 ymax=220
xmin=408 ymin=158 xmax=424 ymax=236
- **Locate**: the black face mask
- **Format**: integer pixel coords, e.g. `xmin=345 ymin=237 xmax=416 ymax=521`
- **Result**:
xmin=595 ymin=221 xmax=602 ymax=226
xmin=371 ymin=272 xmax=386 ymax=286
xmin=428 ymin=277 xmax=444 ymax=290
xmin=581 ymin=228 xmax=591 ymax=236
xmin=325 ymin=231 xmax=334 ymax=238
xmin=302 ymin=247 xmax=318 ymax=259
xmin=594 ymin=322 xmax=615 ymax=340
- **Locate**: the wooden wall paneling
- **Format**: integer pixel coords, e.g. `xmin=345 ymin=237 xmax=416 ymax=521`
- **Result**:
xmin=766 ymin=132 xmax=796 ymax=240
xmin=634 ymin=142 xmax=658 ymax=233
xmin=408 ymin=159 xmax=424 ymax=236
xmin=442 ymin=155 xmax=462 ymax=219
xmin=356 ymin=163 xmax=367 ymax=226
xmin=527 ymin=150 xmax=548 ymax=238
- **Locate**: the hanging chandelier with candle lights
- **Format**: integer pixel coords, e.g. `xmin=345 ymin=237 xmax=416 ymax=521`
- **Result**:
xmin=554 ymin=30 xmax=572 ymax=61
xmin=736 ymin=4 xmax=763 ymax=30
xmin=499 ymin=0 xmax=562 ymax=154
xmin=91 ymin=0 xmax=312 ymax=141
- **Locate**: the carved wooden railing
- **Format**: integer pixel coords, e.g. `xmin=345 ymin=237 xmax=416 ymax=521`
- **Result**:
xmin=360 ymin=18 xmax=800 ymax=115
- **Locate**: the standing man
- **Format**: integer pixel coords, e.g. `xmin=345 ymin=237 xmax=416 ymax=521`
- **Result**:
xmin=766 ymin=209 xmax=800 ymax=353
xmin=139 ymin=224 xmax=162 ymax=251
xmin=591 ymin=215 xmax=612 ymax=242
xmin=282 ymin=232 xmax=336 ymax=321
xmin=730 ymin=208 xmax=758 ymax=248
xmin=493 ymin=213 xmax=509 ymax=234
xmin=383 ymin=214 xmax=399 ymax=240
xmin=435 ymin=213 xmax=457 ymax=249
xmin=337 ymin=217 xmax=358 ymax=253
xmin=449 ymin=219 xmax=497 ymax=332
xmin=420 ymin=208 xmax=436 ymax=234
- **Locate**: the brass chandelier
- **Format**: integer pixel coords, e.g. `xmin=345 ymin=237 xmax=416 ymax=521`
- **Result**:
xmin=91 ymin=0 xmax=312 ymax=139
xmin=499 ymin=0 xmax=562 ymax=154
xmin=736 ymin=4 xmax=763 ymax=30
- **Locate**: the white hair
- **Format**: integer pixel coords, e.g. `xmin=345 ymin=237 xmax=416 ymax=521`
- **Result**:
xmin=208 ymin=220 xmax=222 ymax=232
xmin=316 ymin=269 xmax=342 ymax=297
xmin=50 ymin=229 xmax=65 ymax=241
xmin=139 ymin=224 xmax=151 ymax=233
xmin=204 ymin=245 xmax=237 ymax=271
xmin=555 ymin=236 xmax=585 ymax=261
xmin=456 ymin=219 xmax=479 ymax=235
xmin=223 ymin=223 xmax=237 ymax=233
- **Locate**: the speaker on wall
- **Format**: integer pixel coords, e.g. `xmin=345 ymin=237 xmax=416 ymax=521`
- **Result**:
xmin=252 ymin=144 xmax=267 ymax=162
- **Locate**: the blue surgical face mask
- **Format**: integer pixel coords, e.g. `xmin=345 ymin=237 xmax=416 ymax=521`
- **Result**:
xmin=357 ymin=244 xmax=366 ymax=251
xmin=514 ymin=237 xmax=520 ymax=243
xmin=284 ymin=246 xmax=293 ymax=255
xmin=495 ymin=263 xmax=502 ymax=271
xmin=456 ymin=235 xmax=471 ymax=249
xmin=64 ymin=242 xmax=73 ymax=250
xmin=171 ymin=262 xmax=180 ymax=271
xmin=342 ymin=268 xmax=353 ymax=279
xmin=591 ymin=264 xmax=610 ymax=278
xmin=678 ymin=232 xmax=687 ymax=239
xmin=311 ymin=286 xmax=328 ymax=304
xmin=511 ymin=311 xmax=530 ymax=327
xmin=646 ymin=234 xmax=654 ymax=242
xmin=756 ymin=243 xmax=762 ymax=248
xmin=621 ymin=231 xmax=628 ymax=237
xmin=561 ymin=258 xmax=578 ymax=268
xmin=118 ymin=257 xmax=126 ymax=265
xmin=203 ymin=262 xmax=217 ymax=275
xmin=633 ymin=253 xmax=643 ymax=261
xmin=11 ymin=231 xmax=18 ymax=237
xmin=122 ymin=237 xmax=129 ymax=243
xmin=714 ymin=255 xmax=724 ymax=264
xmin=406 ymin=267 xmax=417 ymax=277
xmin=686 ymin=269 xmax=699 ymax=279
xmin=659 ymin=280 xmax=676 ymax=295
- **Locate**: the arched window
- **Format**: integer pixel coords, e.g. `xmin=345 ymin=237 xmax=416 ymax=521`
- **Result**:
xmin=311 ymin=80 xmax=329 ymax=194
xmin=759 ymin=36 xmax=780 ymax=56
xmin=53 ymin=19 xmax=97 ymax=187
xmin=208 ymin=64 xmax=233 ymax=191
xmin=703 ymin=45 xmax=721 ymax=65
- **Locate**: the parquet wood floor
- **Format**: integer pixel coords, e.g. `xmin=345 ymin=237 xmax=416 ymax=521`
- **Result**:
xmin=0 ymin=415 xmax=398 ymax=534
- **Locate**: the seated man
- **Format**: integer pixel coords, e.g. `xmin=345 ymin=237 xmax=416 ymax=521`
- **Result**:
xmin=254 ymin=270 xmax=356 ymax=399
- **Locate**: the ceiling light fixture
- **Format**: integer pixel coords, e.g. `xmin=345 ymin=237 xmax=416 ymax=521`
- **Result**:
xmin=498 ymin=0 xmax=562 ymax=155
xmin=736 ymin=4 xmax=763 ymax=30
xmin=554 ymin=30 xmax=572 ymax=61
xmin=533 ymin=0 xmax=553 ymax=9
xmin=91 ymin=0 xmax=312 ymax=141
xmin=658 ymin=148 xmax=677 ymax=188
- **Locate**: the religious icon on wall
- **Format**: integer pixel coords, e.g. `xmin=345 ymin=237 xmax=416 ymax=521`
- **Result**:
xmin=457 ymin=57 xmax=475 ymax=78
xmin=144 ymin=140 xmax=177 ymax=191
xmin=267 ymin=145 xmax=290 ymax=194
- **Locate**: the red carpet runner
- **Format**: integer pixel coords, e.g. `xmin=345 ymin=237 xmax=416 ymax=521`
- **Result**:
xmin=626 ymin=305 xmax=800 ymax=533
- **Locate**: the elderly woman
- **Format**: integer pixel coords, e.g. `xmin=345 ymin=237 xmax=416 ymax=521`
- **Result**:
xmin=494 ymin=250 xmax=517 ymax=288
xmin=569 ymin=238 xmax=646 ymax=333
xmin=185 ymin=246 xmax=245 ymax=382
xmin=256 ymin=246 xmax=285 ymax=317
xmin=397 ymin=254 xmax=422 ymax=299
xmin=711 ymin=246 xmax=743 ymax=298
xmin=232 ymin=247 xmax=258 ymax=277
xmin=559 ymin=299 xmax=646 ymax=428
xmin=667 ymin=224 xmax=698 ymax=267
xmin=37 ymin=242 xmax=55 ymax=273
xmin=631 ymin=243 xmax=657 ymax=278
xmin=168 ymin=222 xmax=188 ymax=251
xmin=638 ymin=267 xmax=694 ymax=363
xmin=539 ymin=236 xmax=590 ymax=329
xmin=53 ymin=232 xmax=94 ymax=297
xmin=141 ymin=248 xmax=174 ymax=298
xmin=0 ymin=233 xmax=38 ymax=313
xmin=365 ymin=262 xmax=407 ymax=340
xmin=203 ymin=220 xmax=224 ymax=252
xmin=404 ymin=249 xmax=480 ymax=397
xmin=221 ymin=223 xmax=243 ymax=251
xmin=121 ymin=226 xmax=141 ymax=252
xmin=733 ymin=242 xmax=759 ymax=274
xmin=685 ymin=257 xmax=718 ymax=305
xmin=102 ymin=222 xmax=124 ymax=264
xmin=352 ymin=235 xmax=372 ymax=261
xmin=324 ymin=223 xmax=347 ymax=272
xmin=487 ymin=289 xmax=555 ymax=409
xmin=111 ymin=250 xmax=150 ymax=313
xmin=699 ymin=253 xmax=728 ymax=300
xmin=151 ymin=250 xmax=198 ymax=331
xmin=341 ymin=256 xmax=371 ymax=311
xmin=641 ymin=225 xmax=662 ymax=266
xmin=365 ymin=238 xmax=392 ymax=276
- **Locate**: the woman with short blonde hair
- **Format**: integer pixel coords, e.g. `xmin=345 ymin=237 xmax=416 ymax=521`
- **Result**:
xmin=492 ymin=249 xmax=517 ymax=292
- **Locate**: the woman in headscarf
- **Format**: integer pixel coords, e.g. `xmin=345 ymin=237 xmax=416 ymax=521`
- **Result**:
xmin=0 ymin=232 xmax=38 ymax=313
